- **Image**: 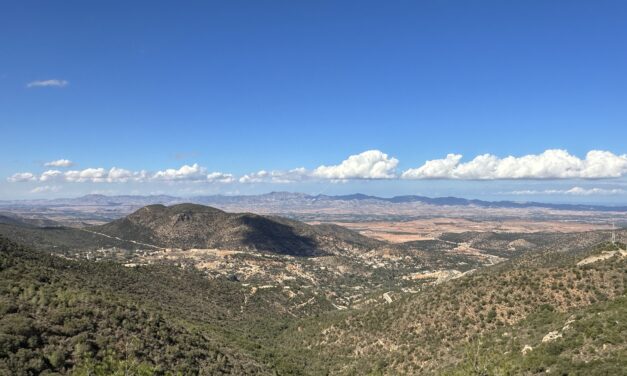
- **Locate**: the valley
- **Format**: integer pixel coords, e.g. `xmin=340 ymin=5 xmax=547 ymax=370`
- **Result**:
xmin=2 ymin=192 xmax=626 ymax=227
xmin=0 ymin=196 xmax=625 ymax=375
xmin=308 ymin=217 xmax=612 ymax=243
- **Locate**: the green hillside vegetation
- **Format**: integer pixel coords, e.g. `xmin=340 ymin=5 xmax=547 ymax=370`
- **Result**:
xmin=0 ymin=235 xmax=306 ymax=375
xmin=276 ymin=242 xmax=627 ymax=374
xmin=1 ymin=216 xmax=626 ymax=375
xmin=448 ymin=294 xmax=627 ymax=375
xmin=0 ymin=223 xmax=131 ymax=254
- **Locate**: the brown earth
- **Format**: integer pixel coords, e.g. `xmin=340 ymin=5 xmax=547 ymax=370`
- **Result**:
xmin=308 ymin=218 xmax=614 ymax=243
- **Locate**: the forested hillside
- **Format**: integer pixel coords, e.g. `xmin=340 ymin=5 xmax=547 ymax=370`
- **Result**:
xmin=0 ymin=236 xmax=290 ymax=375
xmin=2 ymin=234 xmax=625 ymax=375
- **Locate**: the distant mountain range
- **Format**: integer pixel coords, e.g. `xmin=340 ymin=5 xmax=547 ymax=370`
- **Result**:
xmin=2 ymin=192 xmax=627 ymax=212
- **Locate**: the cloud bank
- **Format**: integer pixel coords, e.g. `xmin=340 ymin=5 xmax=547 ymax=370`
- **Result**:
xmin=17 ymin=164 xmax=232 ymax=184
xmin=401 ymin=150 xmax=627 ymax=180
xmin=7 ymin=150 xmax=627 ymax=195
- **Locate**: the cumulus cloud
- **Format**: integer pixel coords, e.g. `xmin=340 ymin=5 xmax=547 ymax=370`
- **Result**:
xmin=149 ymin=164 xmax=232 ymax=183
xmin=8 ymin=164 xmax=236 ymax=184
xmin=510 ymin=187 xmax=627 ymax=196
xmin=26 ymin=79 xmax=69 ymax=88
xmin=47 ymin=167 xmax=148 ymax=183
xmin=313 ymin=150 xmax=399 ymax=179
xmin=152 ymin=164 xmax=207 ymax=181
xmin=64 ymin=168 xmax=108 ymax=182
xmin=239 ymin=168 xmax=307 ymax=184
xmin=239 ymin=170 xmax=270 ymax=184
xmin=402 ymin=150 xmax=627 ymax=180
xmin=402 ymin=153 xmax=463 ymax=179
xmin=106 ymin=167 xmax=149 ymax=183
xmin=7 ymin=149 xmax=627 ymax=187
xmin=206 ymin=172 xmax=236 ymax=183
xmin=7 ymin=172 xmax=37 ymax=182
xmin=44 ymin=159 xmax=74 ymax=167
xmin=239 ymin=151 xmax=399 ymax=183
xmin=39 ymin=170 xmax=64 ymax=182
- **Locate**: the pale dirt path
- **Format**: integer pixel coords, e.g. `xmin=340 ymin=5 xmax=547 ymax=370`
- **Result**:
xmin=78 ymin=228 xmax=165 ymax=250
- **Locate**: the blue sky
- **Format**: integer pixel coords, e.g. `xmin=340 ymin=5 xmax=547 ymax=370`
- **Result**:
xmin=1 ymin=1 xmax=627 ymax=202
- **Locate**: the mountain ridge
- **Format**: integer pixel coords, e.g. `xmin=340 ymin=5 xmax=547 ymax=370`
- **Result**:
xmin=3 ymin=192 xmax=627 ymax=212
xmin=92 ymin=203 xmax=381 ymax=256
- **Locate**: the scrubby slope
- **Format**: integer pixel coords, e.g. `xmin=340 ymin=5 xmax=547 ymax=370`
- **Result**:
xmin=277 ymin=242 xmax=627 ymax=374
xmin=0 ymin=235 xmax=283 ymax=375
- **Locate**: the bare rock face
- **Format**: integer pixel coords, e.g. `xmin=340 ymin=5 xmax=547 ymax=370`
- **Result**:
xmin=542 ymin=331 xmax=563 ymax=343
xmin=508 ymin=238 xmax=536 ymax=251
xmin=93 ymin=203 xmax=380 ymax=256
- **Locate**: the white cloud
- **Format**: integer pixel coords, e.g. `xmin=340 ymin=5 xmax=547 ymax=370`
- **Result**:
xmin=7 ymin=149 xmax=627 ymax=188
xmin=106 ymin=167 xmax=134 ymax=182
xmin=206 ymin=172 xmax=236 ymax=183
xmin=37 ymin=168 xmax=147 ymax=183
xmin=280 ymin=167 xmax=308 ymax=183
xmin=239 ymin=170 xmax=269 ymax=183
xmin=26 ymin=79 xmax=69 ymax=88
xmin=239 ymin=168 xmax=307 ymax=184
xmin=151 ymin=165 xmax=233 ymax=183
xmin=313 ymin=150 xmax=399 ymax=179
xmin=40 ymin=170 xmax=64 ymax=182
xmin=510 ymin=187 xmax=627 ymax=196
xmin=30 ymin=185 xmax=61 ymax=194
xmin=402 ymin=153 xmax=463 ymax=179
xmin=7 ymin=172 xmax=36 ymax=182
xmin=44 ymin=159 xmax=74 ymax=167
xmin=152 ymin=163 xmax=207 ymax=181
xmin=8 ymin=164 xmax=235 ymax=184
xmin=402 ymin=149 xmax=627 ymax=180
xmin=565 ymin=187 xmax=626 ymax=195
xmin=64 ymin=168 xmax=108 ymax=182
xmin=106 ymin=167 xmax=149 ymax=183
